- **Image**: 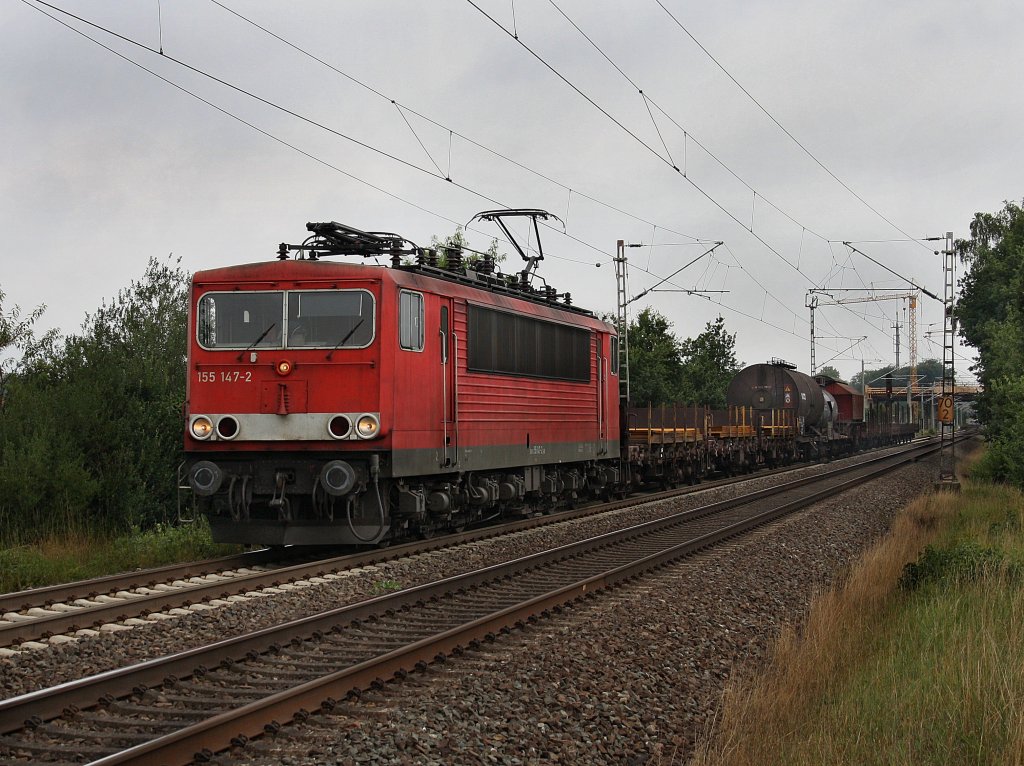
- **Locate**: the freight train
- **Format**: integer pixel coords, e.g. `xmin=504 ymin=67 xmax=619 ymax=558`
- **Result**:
xmin=627 ymin=361 xmax=917 ymax=488
xmin=180 ymin=210 xmax=917 ymax=546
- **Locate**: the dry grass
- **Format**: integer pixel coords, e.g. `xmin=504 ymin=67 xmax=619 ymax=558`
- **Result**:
xmin=691 ymin=449 xmax=1024 ymax=766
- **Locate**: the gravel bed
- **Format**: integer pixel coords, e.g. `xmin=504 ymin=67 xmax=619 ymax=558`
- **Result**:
xmin=0 ymin=443 xmax=938 ymax=709
xmin=214 ymin=452 xmax=953 ymax=766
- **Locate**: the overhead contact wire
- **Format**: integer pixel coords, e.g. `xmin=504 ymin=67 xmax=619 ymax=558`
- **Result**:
xmin=465 ymin=0 xmax=819 ymax=287
xmin=29 ymin=0 xmax=863 ymax=344
xmin=27 ymin=0 xmax=630 ymax=269
xmin=542 ymin=0 xmax=935 ymax=320
xmin=20 ymin=1 xmax=468 ymax=231
xmin=22 ymin=2 xmax=619 ymax=273
xmin=653 ymin=0 xmax=934 ymax=252
xmin=546 ymin=0 xmax=832 ymax=247
xmin=548 ymin=0 xmax=836 ymax=249
xmin=208 ymin=0 xmax=709 ymax=245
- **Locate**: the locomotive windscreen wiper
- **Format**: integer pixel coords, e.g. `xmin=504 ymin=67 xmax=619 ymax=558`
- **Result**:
xmin=327 ymin=318 xmax=365 ymax=360
xmin=237 ymin=323 xmax=277 ymax=361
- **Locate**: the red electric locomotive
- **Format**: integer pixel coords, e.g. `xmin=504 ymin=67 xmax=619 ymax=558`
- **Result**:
xmin=182 ymin=210 xmax=622 ymax=545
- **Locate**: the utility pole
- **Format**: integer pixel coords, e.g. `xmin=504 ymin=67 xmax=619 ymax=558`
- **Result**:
xmin=892 ymin=317 xmax=901 ymax=421
xmin=893 ymin=317 xmax=901 ymax=373
xmin=909 ymin=296 xmax=918 ymax=410
xmin=616 ymin=239 xmax=723 ymax=402
xmin=614 ymin=240 xmax=630 ymax=404
xmin=808 ymin=294 xmax=818 ymax=373
xmin=937 ymin=231 xmax=959 ymax=490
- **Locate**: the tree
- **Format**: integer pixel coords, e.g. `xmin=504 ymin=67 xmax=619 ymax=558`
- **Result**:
xmin=954 ymin=199 xmax=1024 ymax=483
xmin=627 ymin=308 xmax=684 ymax=406
xmin=625 ymin=311 xmax=742 ymax=407
xmin=0 ymin=292 xmax=42 ymax=367
xmin=0 ymin=256 xmax=190 ymax=544
xmin=849 ymin=359 xmax=942 ymax=391
xmin=816 ymin=365 xmax=843 ymax=382
xmin=0 ymin=291 xmax=60 ymax=399
xmin=677 ymin=316 xmax=741 ymax=407
xmin=428 ymin=227 xmax=505 ymax=269
xmin=911 ymin=358 xmax=944 ymax=387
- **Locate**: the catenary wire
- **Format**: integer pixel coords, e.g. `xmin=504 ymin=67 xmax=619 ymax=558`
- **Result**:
xmin=464 ymin=0 xmax=843 ymax=292
xmin=528 ymin=0 xmax=937 ymax=346
xmin=26 ymin=0 xmax=642 ymax=270
xmin=540 ymin=0 xmax=916 ymax=338
xmin=546 ymin=0 xmax=835 ymax=247
xmin=653 ymin=0 xmax=936 ymax=253
xmin=25 ymin=0 xmax=923 ymax=357
xmin=206 ymin=0 xmax=712 ymax=246
xmin=533 ymin=0 xmax=943 ymax=344
xmin=19 ymin=0 xmax=613 ymax=271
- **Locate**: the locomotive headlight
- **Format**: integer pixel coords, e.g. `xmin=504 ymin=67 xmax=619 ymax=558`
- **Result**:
xmin=190 ymin=416 xmax=214 ymax=440
xmin=355 ymin=413 xmax=380 ymax=439
xmin=276 ymin=359 xmax=294 ymax=376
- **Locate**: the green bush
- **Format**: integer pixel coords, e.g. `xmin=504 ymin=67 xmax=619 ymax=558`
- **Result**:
xmin=0 ymin=520 xmax=236 ymax=592
xmin=900 ymin=541 xmax=1018 ymax=590
xmin=0 ymin=256 xmax=189 ymax=545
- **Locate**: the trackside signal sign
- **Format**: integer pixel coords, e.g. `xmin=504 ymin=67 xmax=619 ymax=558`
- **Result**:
xmin=938 ymin=396 xmax=954 ymax=424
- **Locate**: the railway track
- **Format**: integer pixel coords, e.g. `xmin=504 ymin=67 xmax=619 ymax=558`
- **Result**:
xmin=0 ymin=441 xmax=925 ymax=652
xmin=0 ymin=438 xmax=944 ymax=765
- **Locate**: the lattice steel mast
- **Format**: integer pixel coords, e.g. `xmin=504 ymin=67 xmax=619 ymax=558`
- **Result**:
xmin=614 ymin=240 xmax=631 ymax=403
xmin=938 ymin=231 xmax=959 ymax=489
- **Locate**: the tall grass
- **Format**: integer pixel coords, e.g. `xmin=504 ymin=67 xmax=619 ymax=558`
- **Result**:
xmin=692 ymin=452 xmax=1024 ymax=766
xmin=0 ymin=519 xmax=240 ymax=593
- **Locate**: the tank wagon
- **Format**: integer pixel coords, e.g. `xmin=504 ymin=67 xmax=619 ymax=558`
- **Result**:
xmin=727 ymin=360 xmax=835 ymax=435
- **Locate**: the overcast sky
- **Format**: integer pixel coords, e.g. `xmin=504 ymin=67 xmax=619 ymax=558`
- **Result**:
xmin=3 ymin=0 xmax=1018 ymax=382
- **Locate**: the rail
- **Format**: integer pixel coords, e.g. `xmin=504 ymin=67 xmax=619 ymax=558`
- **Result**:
xmin=0 ymin=438 xmax=954 ymax=764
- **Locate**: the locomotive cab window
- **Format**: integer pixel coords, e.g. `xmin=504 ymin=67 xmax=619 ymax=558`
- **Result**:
xmin=197 ymin=289 xmax=374 ymax=350
xmin=287 ymin=290 xmax=374 ymax=349
xmin=399 ymin=290 xmax=424 ymax=351
xmin=197 ymin=291 xmax=284 ymax=349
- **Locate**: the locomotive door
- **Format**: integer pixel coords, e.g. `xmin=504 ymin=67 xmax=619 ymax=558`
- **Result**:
xmin=439 ymin=300 xmax=458 ymax=468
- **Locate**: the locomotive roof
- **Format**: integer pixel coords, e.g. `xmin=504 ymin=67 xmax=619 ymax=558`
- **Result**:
xmin=192 ymin=259 xmax=614 ymax=332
